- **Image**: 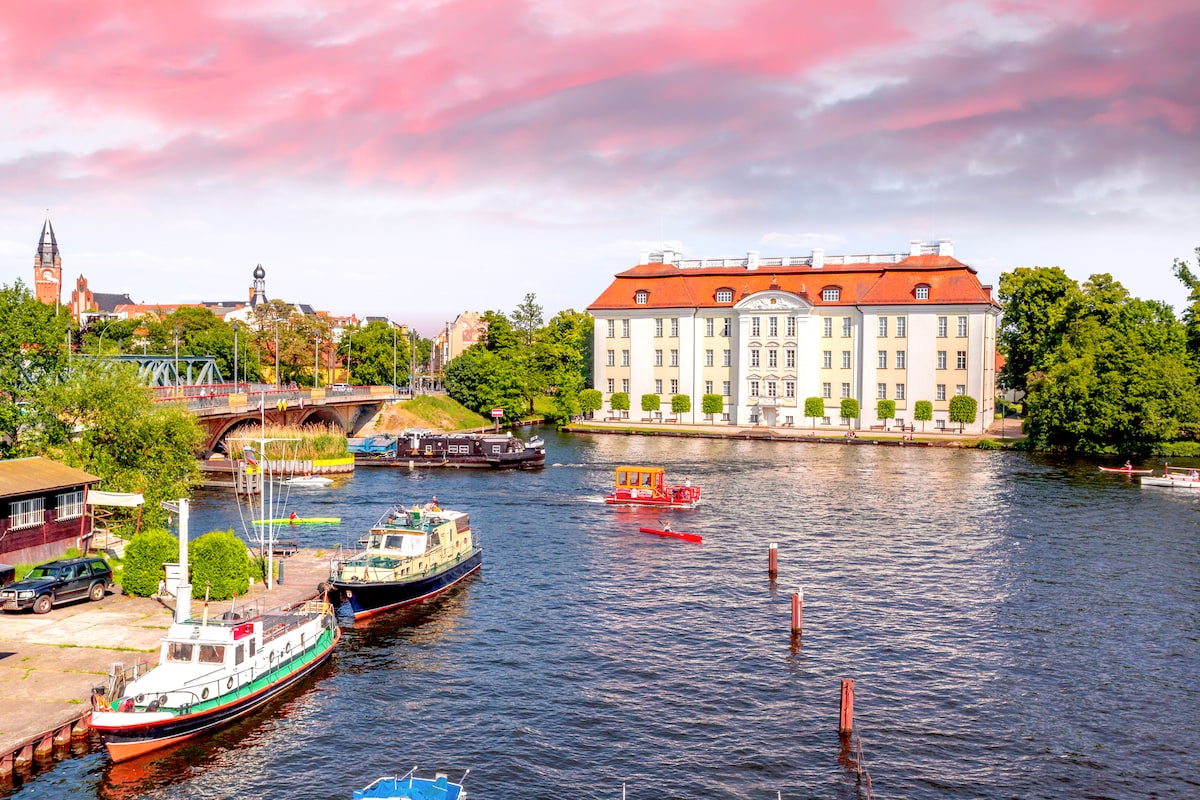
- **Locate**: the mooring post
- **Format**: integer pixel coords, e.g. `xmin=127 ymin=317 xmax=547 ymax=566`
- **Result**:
xmin=839 ymin=678 xmax=855 ymax=736
xmin=791 ymin=589 xmax=803 ymax=636
xmin=768 ymin=542 xmax=778 ymax=579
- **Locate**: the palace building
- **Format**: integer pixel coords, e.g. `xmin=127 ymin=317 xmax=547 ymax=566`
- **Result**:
xmin=587 ymin=239 xmax=999 ymax=433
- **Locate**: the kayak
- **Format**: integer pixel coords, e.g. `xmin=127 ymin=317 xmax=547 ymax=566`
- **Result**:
xmin=253 ymin=517 xmax=341 ymax=525
xmin=1098 ymin=467 xmax=1153 ymax=474
xmin=639 ymin=526 xmax=703 ymax=544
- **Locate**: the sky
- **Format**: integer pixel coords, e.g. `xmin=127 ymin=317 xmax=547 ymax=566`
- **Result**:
xmin=0 ymin=0 xmax=1197 ymax=336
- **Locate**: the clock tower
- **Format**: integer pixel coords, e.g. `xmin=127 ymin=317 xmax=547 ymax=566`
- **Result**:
xmin=33 ymin=218 xmax=62 ymax=308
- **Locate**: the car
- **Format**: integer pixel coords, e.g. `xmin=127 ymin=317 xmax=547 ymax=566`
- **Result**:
xmin=0 ymin=556 xmax=113 ymax=614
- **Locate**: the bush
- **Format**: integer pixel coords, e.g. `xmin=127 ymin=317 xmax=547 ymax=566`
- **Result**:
xmin=611 ymin=392 xmax=630 ymax=413
xmin=122 ymin=528 xmax=180 ymax=597
xmin=671 ymin=394 xmax=691 ymax=414
xmin=641 ymin=394 xmax=660 ymax=413
xmin=579 ymin=389 xmax=602 ymax=415
xmin=702 ymin=393 xmax=723 ymax=416
xmin=190 ymin=530 xmax=250 ymax=600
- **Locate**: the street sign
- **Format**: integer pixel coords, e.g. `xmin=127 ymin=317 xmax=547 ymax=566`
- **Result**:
xmin=491 ymin=408 xmax=504 ymax=418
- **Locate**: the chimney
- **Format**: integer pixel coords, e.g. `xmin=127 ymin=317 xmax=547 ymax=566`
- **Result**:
xmin=747 ymin=250 xmax=760 ymax=271
xmin=910 ymin=239 xmax=923 ymax=257
xmin=639 ymin=250 xmax=650 ymax=265
xmin=812 ymin=248 xmax=824 ymax=270
xmin=937 ymin=239 xmax=954 ymax=257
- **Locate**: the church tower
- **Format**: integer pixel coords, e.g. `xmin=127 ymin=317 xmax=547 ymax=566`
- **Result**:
xmin=33 ymin=218 xmax=63 ymax=308
xmin=250 ymin=263 xmax=267 ymax=306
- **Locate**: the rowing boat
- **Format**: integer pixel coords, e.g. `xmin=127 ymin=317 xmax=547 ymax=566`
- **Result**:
xmin=638 ymin=526 xmax=703 ymax=544
xmin=1098 ymin=466 xmax=1153 ymax=474
xmin=252 ymin=517 xmax=341 ymax=525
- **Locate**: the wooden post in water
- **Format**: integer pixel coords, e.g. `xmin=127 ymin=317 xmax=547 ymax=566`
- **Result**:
xmin=839 ymin=678 xmax=855 ymax=736
xmin=768 ymin=542 xmax=778 ymax=579
xmin=791 ymin=589 xmax=803 ymax=636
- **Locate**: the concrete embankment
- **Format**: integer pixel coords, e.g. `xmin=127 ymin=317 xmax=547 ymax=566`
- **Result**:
xmin=0 ymin=548 xmax=332 ymax=787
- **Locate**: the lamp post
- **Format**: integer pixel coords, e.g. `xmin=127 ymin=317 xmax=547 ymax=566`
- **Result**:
xmin=274 ymin=321 xmax=280 ymax=391
xmin=174 ymin=329 xmax=180 ymax=399
xmin=314 ymin=332 xmax=320 ymax=388
xmin=392 ymin=325 xmax=397 ymax=391
xmin=232 ymin=321 xmax=239 ymax=393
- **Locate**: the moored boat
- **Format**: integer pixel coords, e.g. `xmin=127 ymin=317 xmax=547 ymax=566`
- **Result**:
xmin=604 ymin=466 xmax=700 ymax=508
xmin=282 ymin=474 xmax=334 ymax=487
xmin=90 ymin=597 xmax=340 ymax=762
xmin=349 ymin=429 xmax=545 ymax=469
xmin=638 ymin=526 xmax=703 ymax=544
xmin=325 ymin=503 xmax=482 ymax=620
xmin=354 ymin=768 xmax=468 ymax=799
xmin=1140 ymin=465 xmax=1200 ymax=489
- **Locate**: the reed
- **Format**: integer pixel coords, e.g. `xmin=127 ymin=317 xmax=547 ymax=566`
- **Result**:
xmin=228 ymin=423 xmax=349 ymax=461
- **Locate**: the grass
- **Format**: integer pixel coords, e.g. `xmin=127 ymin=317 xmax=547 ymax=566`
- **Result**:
xmin=228 ymin=423 xmax=349 ymax=460
xmin=372 ymin=395 xmax=491 ymax=433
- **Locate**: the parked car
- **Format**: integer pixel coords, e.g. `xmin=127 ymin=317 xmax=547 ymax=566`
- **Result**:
xmin=0 ymin=556 xmax=113 ymax=614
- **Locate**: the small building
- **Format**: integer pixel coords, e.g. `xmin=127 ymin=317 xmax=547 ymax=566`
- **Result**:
xmin=0 ymin=458 xmax=102 ymax=564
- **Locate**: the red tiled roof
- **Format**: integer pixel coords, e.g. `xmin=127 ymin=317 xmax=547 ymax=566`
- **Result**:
xmin=588 ymin=254 xmax=997 ymax=310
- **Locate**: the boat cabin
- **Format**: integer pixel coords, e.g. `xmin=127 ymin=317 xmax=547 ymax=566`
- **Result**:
xmin=336 ymin=507 xmax=474 ymax=583
xmin=614 ymin=466 xmax=670 ymax=499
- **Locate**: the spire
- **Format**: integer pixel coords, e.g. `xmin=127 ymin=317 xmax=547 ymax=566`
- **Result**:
xmin=36 ymin=217 xmax=59 ymax=265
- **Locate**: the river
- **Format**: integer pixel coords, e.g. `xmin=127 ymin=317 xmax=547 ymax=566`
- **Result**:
xmin=10 ymin=428 xmax=1200 ymax=799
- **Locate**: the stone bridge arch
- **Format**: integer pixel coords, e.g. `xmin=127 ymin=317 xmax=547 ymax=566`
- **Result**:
xmin=198 ymin=398 xmax=384 ymax=454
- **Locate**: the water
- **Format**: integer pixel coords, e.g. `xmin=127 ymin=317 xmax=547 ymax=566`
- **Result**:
xmin=11 ymin=429 xmax=1200 ymax=799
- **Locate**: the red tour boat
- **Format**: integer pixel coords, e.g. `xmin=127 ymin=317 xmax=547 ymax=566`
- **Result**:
xmin=604 ymin=466 xmax=700 ymax=508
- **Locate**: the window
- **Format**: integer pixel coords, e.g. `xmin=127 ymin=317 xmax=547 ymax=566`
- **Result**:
xmin=723 ymin=349 xmax=731 ymax=367
xmin=621 ymin=320 xmax=629 ymax=338
xmin=722 ymin=381 xmax=731 ymax=396
xmin=606 ymin=320 xmax=615 ymax=338
xmin=606 ymin=350 xmax=615 ymax=367
xmin=750 ymin=349 xmax=760 ymax=368
xmin=786 ymin=317 xmax=796 ymax=337
xmin=896 ymin=316 xmax=907 ymax=337
xmin=705 ymin=380 xmax=713 ymax=394
xmin=768 ymin=349 xmax=778 ymax=368
xmin=670 ymin=349 xmax=679 ymax=367
xmin=655 ymin=319 xmax=663 ymax=337
xmin=767 ymin=380 xmax=778 ymax=397
xmin=607 ymin=378 xmax=614 ymax=393
xmin=621 ymin=379 xmax=629 ymax=393
xmin=786 ymin=349 xmax=796 ymax=368
xmin=706 ymin=318 xmax=714 ymax=337
xmin=823 ymin=350 xmax=832 ymax=369
xmin=957 ymin=316 xmax=968 ymax=337
xmin=716 ymin=288 xmax=733 ymax=303
xmin=705 ymin=349 xmax=714 ymax=367
xmin=896 ymin=383 xmax=905 ymax=400
xmin=956 ymin=384 xmax=966 ymax=396
xmin=936 ymin=384 xmax=946 ymax=401
xmin=937 ymin=316 xmax=948 ymax=337
xmin=750 ymin=380 xmax=760 ymax=397
xmin=670 ymin=379 xmax=678 ymax=394
xmin=635 ymin=291 xmax=648 ymax=305
xmin=896 ymin=350 xmax=906 ymax=369
xmin=936 ymin=419 xmax=946 ymax=430
xmin=842 ymin=317 xmax=852 ymax=337
xmin=670 ymin=318 xmax=679 ymax=337
xmin=768 ymin=317 xmax=778 ymax=337
xmin=916 ymin=286 xmax=929 ymax=300
xmin=841 ymin=382 xmax=851 ymax=398
xmin=10 ymin=498 xmax=44 ymax=530
xmin=878 ymin=383 xmax=887 ymax=399
xmin=937 ymin=350 xmax=947 ymax=369
xmin=56 ymin=490 xmax=84 ymax=521
xmin=878 ymin=317 xmax=888 ymax=337
xmin=822 ymin=416 xmax=832 ymax=425
xmin=722 ymin=318 xmax=731 ymax=337
xmin=842 ymin=351 xmax=851 ymax=369
xmin=654 ymin=350 xmax=663 ymax=367
xmin=822 ymin=287 xmax=841 ymax=302
xmin=785 ymin=380 xmax=795 ymax=397
xmin=878 ymin=350 xmax=887 ymax=369
xmin=822 ymin=382 xmax=831 ymax=399
xmin=198 ymin=644 xmax=225 ymax=664
xmin=655 ymin=379 xmax=663 ymax=394
xmin=621 ymin=350 xmax=630 ymax=367
xmin=235 ymin=644 xmax=245 ymax=666
xmin=168 ymin=642 xmax=194 ymax=663
xmin=823 ymin=317 xmax=833 ymax=338
xmin=751 ymin=317 xmax=761 ymax=337
xmin=956 ymin=351 xmax=967 ymax=369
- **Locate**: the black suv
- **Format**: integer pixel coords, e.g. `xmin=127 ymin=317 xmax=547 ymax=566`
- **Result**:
xmin=0 ymin=556 xmax=113 ymax=614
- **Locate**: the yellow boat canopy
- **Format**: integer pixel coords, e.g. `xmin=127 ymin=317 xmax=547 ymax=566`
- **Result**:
xmin=614 ymin=466 xmax=665 ymax=491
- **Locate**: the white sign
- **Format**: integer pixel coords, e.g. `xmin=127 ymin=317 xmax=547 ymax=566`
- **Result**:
xmin=491 ymin=408 xmax=504 ymax=418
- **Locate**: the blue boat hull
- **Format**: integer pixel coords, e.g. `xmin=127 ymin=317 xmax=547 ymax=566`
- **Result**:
xmin=328 ymin=548 xmax=482 ymax=620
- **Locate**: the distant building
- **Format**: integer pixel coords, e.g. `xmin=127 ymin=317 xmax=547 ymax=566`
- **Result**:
xmin=33 ymin=218 xmax=63 ymax=309
xmin=0 ymin=457 xmax=101 ymax=564
xmin=68 ymin=275 xmax=135 ymax=324
xmin=431 ymin=311 xmax=485 ymax=374
xmin=587 ymin=239 xmax=999 ymax=433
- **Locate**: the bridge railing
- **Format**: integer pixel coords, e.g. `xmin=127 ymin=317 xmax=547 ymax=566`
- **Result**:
xmin=155 ymin=383 xmax=396 ymax=410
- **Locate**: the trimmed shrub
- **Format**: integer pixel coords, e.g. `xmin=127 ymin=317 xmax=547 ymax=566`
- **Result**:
xmin=579 ymin=389 xmax=602 ymax=416
xmin=611 ymin=392 xmax=630 ymax=413
xmin=190 ymin=530 xmax=251 ymax=600
xmin=701 ymin=393 xmax=723 ymax=417
xmin=641 ymin=394 xmax=661 ymax=413
xmin=804 ymin=397 xmax=824 ymax=428
xmin=671 ymin=394 xmax=691 ymax=414
xmin=122 ymin=528 xmax=180 ymax=597
xmin=877 ymin=399 xmax=896 ymax=425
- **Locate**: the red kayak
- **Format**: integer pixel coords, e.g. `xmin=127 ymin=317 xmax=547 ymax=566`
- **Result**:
xmin=639 ymin=526 xmax=703 ymax=544
xmin=1098 ymin=466 xmax=1153 ymax=474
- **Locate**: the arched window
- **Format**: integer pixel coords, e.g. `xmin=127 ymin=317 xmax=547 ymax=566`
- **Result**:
xmin=821 ymin=287 xmax=841 ymax=302
xmin=634 ymin=290 xmax=648 ymax=305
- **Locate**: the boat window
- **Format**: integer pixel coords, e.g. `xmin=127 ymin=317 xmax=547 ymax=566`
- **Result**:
xmin=199 ymin=644 xmax=225 ymax=664
xmin=235 ymin=644 xmax=245 ymax=666
xmin=385 ymin=535 xmax=406 ymax=550
xmin=369 ymin=534 xmax=384 ymax=548
xmin=249 ymin=637 xmax=256 ymax=657
xmin=429 ymin=531 xmax=442 ymax=549
xmin=168 ymin=642 xmax=194 ymax=662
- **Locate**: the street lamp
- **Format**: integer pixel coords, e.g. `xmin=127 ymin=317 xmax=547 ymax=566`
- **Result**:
xmin=314 ymin=331 xmax=320 ymax=388
xmin=392 ymin=325 xmax=397 ymax=391
xmin=232 ymin=321 xmax=239 ymax=393
xmin=274 ymin=321 xmax=280 ymax=391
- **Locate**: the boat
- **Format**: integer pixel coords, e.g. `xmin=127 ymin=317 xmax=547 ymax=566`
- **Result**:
xmin=1099 ymin=465 xmax=1153 ymax=474
xmin=1140 ymin=465 xmax=1200 ymax=489
xmin=281 ymin=475 xmax=334 ymax=487
xmin=324 ymin=503 xmax=483 ymax=620
xmin=354 ymin=768 xmax=468 ymax=800
xmin=604 ymin=466 xmax=701 ymax=508
xmin=638 ymin=526 xmax=703 ymax=544
xmin=348 ymin=429 xmax=545 ymax=470
xmin=253 ymin=516 xmax=341 ymax=525
xmin=90 ymin=597 xmax=340 ymax=762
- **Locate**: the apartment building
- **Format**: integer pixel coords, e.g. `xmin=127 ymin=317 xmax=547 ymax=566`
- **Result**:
xmin=587 ymin=240 xmax=999 ymax=433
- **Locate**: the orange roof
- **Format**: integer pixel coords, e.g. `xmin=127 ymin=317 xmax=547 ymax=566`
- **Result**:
xmin=588 ymin=254 xmax=997 ymax=310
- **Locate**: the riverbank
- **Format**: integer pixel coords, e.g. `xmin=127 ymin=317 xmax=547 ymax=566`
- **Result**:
xmin=0 ymin=548 xmax=332 ymax=785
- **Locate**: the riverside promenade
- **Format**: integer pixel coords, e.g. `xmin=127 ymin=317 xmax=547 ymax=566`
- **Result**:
xmin=562 ymin=415 xmax=1019 ymax=444
xmin=0 ymin=549 xmax=332 ymax=782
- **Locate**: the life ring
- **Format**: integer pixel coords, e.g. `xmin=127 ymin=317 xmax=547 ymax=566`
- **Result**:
xmin=159 ymin=694 xmax=168 ymax=706
xmin=135 ymin=694 xmax=145 ymax=704
xmin=226 ymin=677 xmax=234 ymax=690
xmin=284 ymin=642 xmax=292 ymax=656
xmin=270 ymin=651 xmax=276 ymax=663
xmin=201 ymin=687 xmax=210 ymax=700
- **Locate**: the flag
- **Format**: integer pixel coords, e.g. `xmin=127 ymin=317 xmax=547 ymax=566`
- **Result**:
xmin=243 ymin=447 xmax=258 ymax=467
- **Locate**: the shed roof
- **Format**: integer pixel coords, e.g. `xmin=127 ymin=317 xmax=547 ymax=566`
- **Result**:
xmin=0 ymin=458 xmax=102 ymax=499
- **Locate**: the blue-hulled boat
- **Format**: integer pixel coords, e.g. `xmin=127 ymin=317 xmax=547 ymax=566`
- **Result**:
xmin=354 ymin=768 xmax=468 ymax=799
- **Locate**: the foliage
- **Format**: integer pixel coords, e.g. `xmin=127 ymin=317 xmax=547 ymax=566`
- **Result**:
xmin=443 ymin=345 xmax=527 ymax=424
xmin=702 ymin=393 xmax=723 ymax=417
xmin=975 ymin=439 xmax=1003 ymax=450
xmin=228 ymin=423 xmax=348 ymax=461
xmin=579 ymin=389 xmax=603 ymax=415
xmin=876 ymin=399 xmax=896 ymax=424
xmin=144 ymin=306 xmax=264 ymax=385
xmin=641 ymin=394 xmax=661 ymax=413
xmin=671 ymin=394 xmax=691 ymax=414
xmin=81 ymin=318 xmax=138 ymax=355
xmin=511 ymin=293 xmax=544 ymax=348
xmin=914 ymin=400 xmax=933 ymax=432
xmin=533 ymin=310 xmax=593 ymax=423
xmin=948 ymin=395 xmax=978 ymax=433
xmin=804 ymin=397 xmax=824 ymax=428
xmin=997 ymin=267 xmax=1081 ymax=393
xmin=30 ymin=361 xmax=202 ymax=531
xmin=0 ymin=281 xmax=71 ymax=456
xmin=121 ymin=528 xmax=180 ymax=597
xmin=1172 ymin=246 xmax=1200 ymax=358
xmin=342 ymin=320 xmax=410 ymax=388
xmin=373 ymin=394 xmax=489 ymax=432
xmin=839 ymin=398 xmax=859 ymax=428
xmin=190 ymin=530 xmax=251 ymax=600
xmin=611 ymin=392 xmax=630 ymax=412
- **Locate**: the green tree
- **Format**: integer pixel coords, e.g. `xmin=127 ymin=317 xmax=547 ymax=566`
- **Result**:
xmin=81 ymin=317 xmax=138 ymax=355
xmin=443 ymin=345 xmax=526 ymax=424
xmin=1172 ymin=246 xmax=1200 ymax=358
xmin=671 ymin=394 xmax=691 ymax=418
xmin=641 ymin=394 xmax=661 ymax=416
xmin=702 ymin=393 xmax=723 ymax=423
xmin=914 ymin=400 xmax=933 ymax=432
xmin=877 ymin=399 xmax=896 ymax=429
xmin=948 ymin=395 xmax=977 ymax=433
xmin=804 ymin=397 xmax=824 ymax=430
xmin=611 ymin=392 xmax=630 ymax=416
xmin=840 ymin=398 xmax=860 ymax=431
xmin=997 ymin=267 xmax=1081 ymax=393
xmin=122 ymin=528 xmax=180 ymax=597
xmin=344 ymin=320 xmax=409 ymax=388
xmin=579 ymin=389 xmax=602 ymax=418
xmin=0 ymin=281 xmax=70 ymax=455
xmin=511 ymin=293 xmax=544 ymax=348
xmin=533 ymin=310 xmax=593 ymax=423
xmin=190 ymin=530 xmax=250 ymax=600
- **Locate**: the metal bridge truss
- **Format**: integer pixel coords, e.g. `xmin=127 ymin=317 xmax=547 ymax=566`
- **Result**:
xmin=107 ymin=355 xmax=225 ymax=388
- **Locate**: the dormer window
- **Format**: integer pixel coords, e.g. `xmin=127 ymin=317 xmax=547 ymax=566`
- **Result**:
xmin=635 ymin=291 xmax=648 ymax=305
xmin=915 ymin=285 xmax=930 ymax=300
xmin=715 ymin=288 xmax=734 ymax=303
xmin=821 ymin=287 xmax=841 ymax=302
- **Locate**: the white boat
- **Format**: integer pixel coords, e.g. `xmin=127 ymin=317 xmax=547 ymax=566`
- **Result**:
xmin=281 ymin=475 xmax=333 ymax=487
xmin=1140 ymin=465 xmax=1200 ymax=489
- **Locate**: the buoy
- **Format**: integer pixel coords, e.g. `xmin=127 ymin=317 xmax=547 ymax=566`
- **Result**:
xmin=839 ymin=678 xmax=855 ymax=735
xmin=769 ymin=542 xmax=778 ymax=579
xmin=791 ymin=589 xmax=803 ymax=636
